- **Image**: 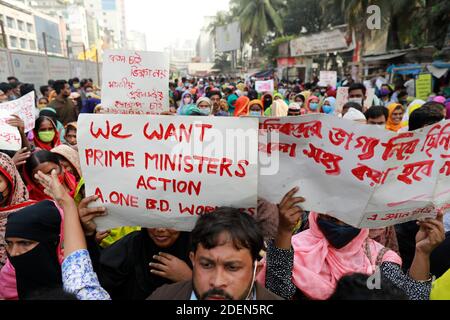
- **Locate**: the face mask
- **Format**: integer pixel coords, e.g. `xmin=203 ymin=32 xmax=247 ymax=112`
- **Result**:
xmin=73 ymin=83 xmax=80 ymax=89
xmin=249 ymin=111 xmax=261 ymax=117
xmin=322 ymin=105 xmax=334 ymax=114
xmin=184 ymin=83 xmax=189 ymax=87
xmin=9 ymin=95 xmax=18 ymax=101
xmin=317 ymin=217 xmax=361 ymax=249
xmin=198 ymin=84 xmax=204 ymax=89
xmin=200 ymin=108 xmax=211 ymax=115
xmin=309 ymin=103 xmax=319 ymax=111
xmin=8 ymin=242 xmax=62 ymax=299
xmin=38 ymin=104 xmax=47 ymax=109
xmin=38 ymin=130 xmax=55 ymax=143
xmin=348 ymin=98 xmax=363 ymax=106
xmin=313 ymin=93 xmax=321 ymax=97
xmin=380 ymin=89 xmax=390 ymax=96
xmin=183 ymin=97 xmax=191 ymax=105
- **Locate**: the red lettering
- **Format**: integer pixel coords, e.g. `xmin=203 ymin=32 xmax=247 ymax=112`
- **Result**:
xmin=303 ymin=143 xmax=343 ymax=175
xmin=381 ymin=133 xmax=419 ymax=161
xmin=328 ymin=128 xmax=354 ymax=150
xmin=354 ymin=136 xmax=380 ymax=161
xmin=397 ymin=160 xmax=434 ymax=185
xmin=89 ymin=120 xmax=132 ymax=139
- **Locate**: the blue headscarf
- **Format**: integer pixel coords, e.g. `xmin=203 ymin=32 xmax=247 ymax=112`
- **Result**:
xmin=177 ymin=91 xmax=193 ymax=115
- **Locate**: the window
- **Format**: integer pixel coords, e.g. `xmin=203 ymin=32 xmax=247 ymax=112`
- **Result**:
xmin=6 ymin=17 xmax=15 ymax=29
xmin=27 ymin=23 xmax=33 ymax=33
xmin=29 ymin=39 xmax=36 ymax=50
xmin=20 ymin=38 xmax=27 ymax=49
xmin=9 ymin=36 xmax=17 ymax=48
xmin=18 ymin=20 xmax=25 ymax=31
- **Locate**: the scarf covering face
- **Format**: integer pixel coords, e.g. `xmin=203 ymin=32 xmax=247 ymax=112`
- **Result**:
xmin=51 ymin=145 xmax=82 ymax=181
xmin=32 ymin=117 xmax=61 ymax=151
xmin=261 ymin=94 xmax=273 ymax=110
xmin=176 ymin=92 xmax=194 ymax=115
xmin=22 ymin=154 xmax=77 ymax=202
xmin=234 ymin=96 xmax=250 ymax=117
xmin=256 ymin=213 xmax=402 ymax=300
xmin=0 ymin=153 xmax=34 ymax=268
xmin=386 ymin=103 xmax=404 ymax=132
xmin=5 ymin=200 xmax=62 ymax=299
xmin=271 ymin=100 xmax=289 ymax=117
xmin=227 ymin=94 xmax=239 ymax=115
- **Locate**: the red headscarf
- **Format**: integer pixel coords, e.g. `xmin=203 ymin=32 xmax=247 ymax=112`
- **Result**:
xmin=32 ymin=117 xmax=61 ymax=151
xmin=234 ymin=96 xmax=250 ymax=117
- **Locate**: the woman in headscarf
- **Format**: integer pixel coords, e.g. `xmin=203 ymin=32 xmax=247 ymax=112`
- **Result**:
xmin=23 ymin=150 xmax=77 ymax=202
xmin=304 ymin=95 xmax=321 ymax=114
xmin=258 ymin=188 xmax=444 ymax=300
xmin=2 ymin=200 xmax=63 ymax=300
xmin=195 ymin=97 xmax=213 ymax=116
xmin=386 ymin=103 xmax=405 ymax=132
xmin=233 ymin=96 xmax=250 ymax=117
xmin=226 ymin=93 xmax=238 ymax=115
xmin=51 ymin=145 xmax=83 ymax=201
xmin=247 ymin=100 xmax=264 ymax=117
xmin=261 ymin=94 xmax=273 ymax=111
xmin=0 ymin=153 xmax=35 ymax=269
xmin=271 ymin=100 xmax=289 ymax=117
xmin=287 ymin=103 xmax=302 ymax=116
xmin=38 ymin=108 xmax=65 ymax=143
xmin=321 ymin=97 xmax=337 ymax=115
xmin=176 ymin=91 xmax=194 ymax=115
xmin=78 ymin=196 xmax=193 ymax=300
xmin=32 ymin=116 xmax=61 ymax=151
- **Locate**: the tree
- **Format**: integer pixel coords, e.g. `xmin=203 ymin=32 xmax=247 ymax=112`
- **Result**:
xmin=230 ymin=0 xmax=286 ymax=50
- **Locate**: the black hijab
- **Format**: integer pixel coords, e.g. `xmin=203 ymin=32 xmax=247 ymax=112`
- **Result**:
xmin=5 ymin=200 xmax=62 ymax=299
xmin=98 ymin=229 xmax=191 ymax=300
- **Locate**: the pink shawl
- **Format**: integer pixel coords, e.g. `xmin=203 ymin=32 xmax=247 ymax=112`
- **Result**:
xmin=257 ymin=212 xmax=402 ymax=300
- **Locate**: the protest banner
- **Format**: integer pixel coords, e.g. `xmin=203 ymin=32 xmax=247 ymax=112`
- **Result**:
xmin=255 ymin=80 xmax=274 ymax=93
xmin=0 ymin=91 xmax=35 ymax=132
xmin=258 ymin=115 xmax=450 ymax=228
xmin=0 ymin=110 xmax=21 ymax=151
xmin=415 ymin=73 xmax=432 ymax=101
xmin=364 ymin=88 xmax=376 ymax=109
xmin=319 ymin=71 xmax=337 ymax=88
xmin=102 ymin=50 xmax=169 ymax=114
xmin=77 ymin=114 xmax=258 ymax=231
xmin=335 ymin=87 xmax=348 ymax=113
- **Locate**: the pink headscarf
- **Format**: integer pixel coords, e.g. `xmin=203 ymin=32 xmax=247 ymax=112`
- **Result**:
xmin=433 ymin=96 xmax=446 ymax=104
xmin=257 ymin=212 xmax=401 ymax=300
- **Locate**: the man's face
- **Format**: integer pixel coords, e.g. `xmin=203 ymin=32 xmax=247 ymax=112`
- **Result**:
xmin=210 ymin=94 xmax=220 ymax=107
xmin=62 ymin=84 xmax=71 ymax=98
xmin=367 ymin=115 xmax=387 ymax=125
xmin=191 ymin=232 xmax=255 ymax=300
xmin=348 ymin=89 xmax=365 ymax=100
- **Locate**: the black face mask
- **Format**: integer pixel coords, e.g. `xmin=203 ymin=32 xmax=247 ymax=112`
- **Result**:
xmin=317 ymin=218 xmax=361 ymax=249
xmin=8 ymin=242 xmax=62 ymax=299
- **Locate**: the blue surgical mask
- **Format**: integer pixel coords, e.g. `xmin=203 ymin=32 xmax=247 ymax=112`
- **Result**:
xmin=317 ymin=217 xmax=361 ymax=249
xmin=200 ymin=107 xmax=211 ymax=115
xmin=249 ymin=111 xmax=261 ymax=117
xmin=322 ymin=105 xmax=334 ymax=114
xmin=310 ymin=103 xmax=319 ymax=111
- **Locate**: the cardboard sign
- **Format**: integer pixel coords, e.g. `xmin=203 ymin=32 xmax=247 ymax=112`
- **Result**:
xmin=255 ymin=80 xmax=274 ymax=93
xmin=0 ymin=92 xmax=35 ymax=132
xmin=335 ymin=87 xmax=349 ymax=113
xmin=102 ymin=50 xmax=169 ymax=114
xmin=77 ymin=114 xmax=258 ymax=231
xmin=415 ymin=73 xmax=432 ymax=101
xmin=319 ymin=71 xmax=337 ymax=88
xmin=258 ymin=115 xmax=450 ymax=228
xmin=0 ymin=110 xmax=21 ymax=151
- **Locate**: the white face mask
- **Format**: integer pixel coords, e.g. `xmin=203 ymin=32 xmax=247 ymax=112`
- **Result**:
xmin=348 ymin=98 xmax=363 ymax=106
xmin=249 ymin=111 xmax=261 ymax=117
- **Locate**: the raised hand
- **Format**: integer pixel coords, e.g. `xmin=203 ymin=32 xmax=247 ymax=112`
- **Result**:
xmin=12 ymin=147 xmax=31 ymax=167
xmin=78 ymin=195 xmax=107 ymax=236
xmin=149 ymin=252 xmax=192 ymax=282
xmin=35 ymin=169 xmax=70 ymax=204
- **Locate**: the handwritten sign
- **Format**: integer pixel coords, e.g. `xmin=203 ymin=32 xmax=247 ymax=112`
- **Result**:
xmin=0 ymin=110 xmax=21 ymax=151
xmin=102 ymin=50 xmax=169 ymax=114
xmin=258 ymin=115 xmax=450 ymax=228
xmin=255 ymin=80 xmax=274 ymax=93
xmin=319 ymin=71 xmax=337 ymax=88
xmin=336 ymin=87 xmax=349 ymax=113
xmin=77 ymin=114 xmax=258 ymax=231
xmin=0 ymin=92 xmax=35 ymax=132
xmin=415 ymin=73 xmax=432 ymax=101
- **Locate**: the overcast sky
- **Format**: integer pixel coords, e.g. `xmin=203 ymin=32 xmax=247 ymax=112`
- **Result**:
xmin=125 ymin=0 xmax=230 ymax=51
